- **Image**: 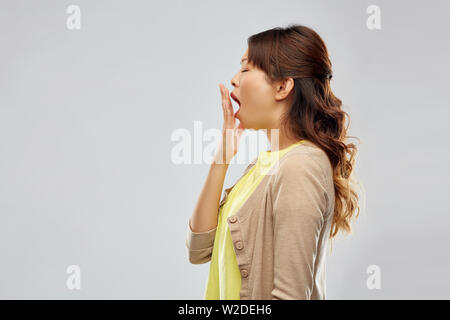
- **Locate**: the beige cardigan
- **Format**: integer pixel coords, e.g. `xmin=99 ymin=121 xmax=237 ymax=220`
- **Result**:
xmin=186 ymin=141 xmax=335 ymax=300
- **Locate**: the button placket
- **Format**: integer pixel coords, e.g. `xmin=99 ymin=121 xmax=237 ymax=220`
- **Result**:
xmin=228 ymin=212 xmax=250 ymax=299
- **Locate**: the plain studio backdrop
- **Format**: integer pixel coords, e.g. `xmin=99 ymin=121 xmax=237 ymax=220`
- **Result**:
xmin=0 ymin=0 xmax=449 ymax=299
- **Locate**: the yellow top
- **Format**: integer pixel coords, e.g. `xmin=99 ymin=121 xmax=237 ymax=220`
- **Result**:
xmin=204 ymin=139 xmax=308 ymax=299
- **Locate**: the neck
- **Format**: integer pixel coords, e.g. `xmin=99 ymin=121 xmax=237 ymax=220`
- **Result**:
xmin=265 ymin=127 xmax=299 ymax=152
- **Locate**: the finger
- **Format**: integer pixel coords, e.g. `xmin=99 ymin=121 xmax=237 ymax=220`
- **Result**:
xmin=220 ymin=84 xmax=229 ymax=118
xmin=223 ymin=87 xmax=235 ymax=129
xmin=219 ymin=84 xmax=227 ymax=121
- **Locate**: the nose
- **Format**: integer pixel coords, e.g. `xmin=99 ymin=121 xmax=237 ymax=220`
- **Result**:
xmin=231 ymin=72 xmax=239 ymax=88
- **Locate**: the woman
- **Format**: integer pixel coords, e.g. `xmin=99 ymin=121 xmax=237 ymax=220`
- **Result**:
xmin=186 ymin=24 xmax=361 ymax=300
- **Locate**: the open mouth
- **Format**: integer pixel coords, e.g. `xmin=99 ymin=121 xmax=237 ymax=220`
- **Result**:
xmin=230 ymin=92 xmax=241 ymax=117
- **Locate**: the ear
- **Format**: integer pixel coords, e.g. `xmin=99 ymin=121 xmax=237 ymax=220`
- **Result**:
xmin=274 ymin=77 xmax=294 ymax=101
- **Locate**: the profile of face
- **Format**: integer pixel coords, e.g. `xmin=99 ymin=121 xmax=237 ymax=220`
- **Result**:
xmin=230 ymin=48 xmax=292 ymax=131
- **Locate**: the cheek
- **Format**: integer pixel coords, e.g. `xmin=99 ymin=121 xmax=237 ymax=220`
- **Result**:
xmin=239 ymin=81 xmax=274 ymax=129
xmin=241 ymin=75 xmax=271 ymax=109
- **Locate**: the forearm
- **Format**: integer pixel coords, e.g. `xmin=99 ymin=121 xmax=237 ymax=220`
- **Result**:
xmin=189 ymin=159 xmax=229 ymax=233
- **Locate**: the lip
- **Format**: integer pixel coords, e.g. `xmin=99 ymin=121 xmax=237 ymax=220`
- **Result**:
xmin=230 ymin=92 xmax=241 ymax=107
xmin=230 ymin=92 xmax=241 ymax=118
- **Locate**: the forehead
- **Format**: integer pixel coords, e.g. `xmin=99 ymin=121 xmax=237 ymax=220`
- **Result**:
xmin=240 ymin=49 xmax=249 ymax=64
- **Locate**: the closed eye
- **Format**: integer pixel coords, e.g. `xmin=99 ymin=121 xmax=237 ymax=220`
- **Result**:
xmin=241 ymin=69 xmax=249 ymax=73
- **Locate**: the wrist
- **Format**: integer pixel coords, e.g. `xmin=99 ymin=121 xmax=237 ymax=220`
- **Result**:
xmin=213 ymin=154 xmax=230 ymax=166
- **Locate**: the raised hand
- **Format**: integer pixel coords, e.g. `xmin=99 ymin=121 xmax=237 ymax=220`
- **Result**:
xmin=214 ymin=83 xmax=245 ymax=164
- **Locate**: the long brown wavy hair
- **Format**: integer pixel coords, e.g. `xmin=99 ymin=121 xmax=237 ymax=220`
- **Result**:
xmin=247 ymin=24 xmax=362 ymax=239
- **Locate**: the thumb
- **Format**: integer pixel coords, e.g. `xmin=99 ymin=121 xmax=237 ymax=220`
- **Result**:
xmin=237 ymin=120 xmax=245 ymax=130
xmin=237 ymin=127 xmax=244 ymax=139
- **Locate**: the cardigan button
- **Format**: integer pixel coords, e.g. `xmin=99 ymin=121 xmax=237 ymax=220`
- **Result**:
xmin=240 ymin=269 xmax=248 ymax=278
xmin=235 ymin=241 xmax=243 ymax=250
xmin=229 ymin=216 xmax=237 ymax=223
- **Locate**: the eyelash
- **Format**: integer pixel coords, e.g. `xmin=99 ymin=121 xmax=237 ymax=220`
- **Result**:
xmin=241 ymin=69 xmax=248 ymax=73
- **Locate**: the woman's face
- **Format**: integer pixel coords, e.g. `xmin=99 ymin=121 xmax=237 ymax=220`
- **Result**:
xmin=230 ymin=48 xmax=281 ymax=131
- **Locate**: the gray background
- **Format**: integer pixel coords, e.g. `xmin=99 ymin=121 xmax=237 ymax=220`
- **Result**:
xmin=1 ymin=0 xmax=449 ymax=299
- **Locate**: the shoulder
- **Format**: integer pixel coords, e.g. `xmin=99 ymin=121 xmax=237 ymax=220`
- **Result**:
xmin=280 ymin=141 xmax=331 ymax=176
xmin=269 ymin=141 xmax=334 ymax=197
xmin=268 ymin=142 xmax=333 ymax=218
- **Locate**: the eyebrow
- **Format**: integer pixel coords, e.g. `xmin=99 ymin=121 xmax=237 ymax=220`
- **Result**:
xmin=240 ymin=58 xmax=248 ymax=65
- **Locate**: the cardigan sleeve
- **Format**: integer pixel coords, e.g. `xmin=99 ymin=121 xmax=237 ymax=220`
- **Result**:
xmin=270 ymin=152 xmax=329 ymax=300
xmin=185 ymin=217 xmax=217 ymax=264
